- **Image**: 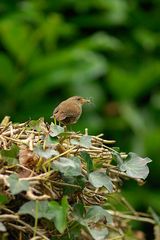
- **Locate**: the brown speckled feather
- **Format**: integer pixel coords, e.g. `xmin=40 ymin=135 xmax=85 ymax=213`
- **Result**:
xmin=52 ymin=96 xmax=90 ymax=125
xmin=54 ymin=101 xmax=81 ymax=123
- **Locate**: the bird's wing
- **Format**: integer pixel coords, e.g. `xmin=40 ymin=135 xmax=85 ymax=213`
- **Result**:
xmin=54 ymin=103 xmax=81 ymax=121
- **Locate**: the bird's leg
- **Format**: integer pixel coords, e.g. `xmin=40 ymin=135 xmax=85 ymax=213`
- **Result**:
xmin=64 ymin=125 xmax=67 ymax=132
xmin=53 ymin=116 xmax=57 ymax=125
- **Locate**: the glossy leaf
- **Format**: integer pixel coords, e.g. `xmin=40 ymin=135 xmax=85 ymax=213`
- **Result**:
xmin=80 ymin=151 xmax=94 ymax=173
xmin=49 ymin=123 xmax=64 ymax=137
xmin=79 ymin=135 xmax=92 ymax=148
xmin=119 ymin=152 xmax=152 ymax=180
xmin=63 ymin=175 xmax=86 ymax=195
xmin=89 ymin=171 xmax=113 ymax=192
xmin=112 ymin=152 xmax=123 ymax=167
xmin=0 ymin=144 xmax=19 ymax=165
xmin=0 ymin=194 xmax=8 ymax=205
xmin=28 ymin=118 xmax=45 ymax=132
xmin=48 ymin=196 xmax=69 ymax=233
xmin=20 ymin=198 xmax=69 ymax=234
xmin=73 ymin=203 xmax=86 ymax=219
xmin=34 ymin=146 xmax=58 ymax=159
xmin=18 ymin=200 xmax=52 ymax=219
xmin=70 ymin=139 xmax=80 ymax=145
xmin=52 ymin=157 xmax=81 ymax=176
xmin=73 ymin=204 xmax=111 ymax=240
xmin=88 ymin=227 xmax=108 ymax=240
xmin=85 ymin=206 xmax=112 ymax=224
xmin=7 ymin=174 xmax=29 ymax=195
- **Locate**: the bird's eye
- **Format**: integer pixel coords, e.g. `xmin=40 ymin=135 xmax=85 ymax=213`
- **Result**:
xmin=77 ymin=97 xmax=81 ymax=101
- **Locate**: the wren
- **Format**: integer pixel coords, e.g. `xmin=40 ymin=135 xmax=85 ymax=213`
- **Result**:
xmin=51 ymin=96 xmax=90 ymax=125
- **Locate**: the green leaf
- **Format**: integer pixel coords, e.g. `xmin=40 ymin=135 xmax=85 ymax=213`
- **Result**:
xmin=34 ymin=146 xmax=58 ymax=159
xmin=70 ymin=139 xmax=80 ymax=145
xmin=63 ymin=175 xmax=86 ymax=195
xmin=52 ymin=157 xmax=82 ymax=176
xmin=45 ymin=135 xmax=58 ymax=145
xmin=70 ymin=136 xmax=92 ymax=148
xmin=79 ymin=135 xmax=92 ymax=148
xmin=119 ymin=152 xmax=152 ymax=180
xmin=112 ymin=152 xmax=123 ymax=167
xmin=80 ymin=151 xmax=94 ymax=173
xmin=18 ymin=200 xmax=52 ymax=219
xmin=28 ymin=118 xmax=45 ymax=131
xmin=48 ymin=196 xmax=69 ymax=233
xmin=49 ymin=123 xmax=64 ymax=137
xmin=88 ymin=227 xmax=108 ymax=240
xmin=73 ymin=203 xmax=86 ymax=219
xmin=0 ymin=144 xmax=19 ymax=165
xmin=0 ymin=222 xmax=6 ymax=232
xmin=112 ymin=147 xmax=120 ymax=152
xmin=19 ymin=198 xmax=69 ymax=233
xmin=85 ymin=206 xmax=112 ymax=224
xmin=18 ymin=200 xmax=36 ymax=217
xmin=7 ymin=174 xmax=29 ymax=195
xmin=64 ymin=221 xmax=81 ymax=240
xmin=73 ymin=205 xmax=111 ymax=240
xmin=0 ymin=194 xmax=8 ymax=205
xmin=88 ymin=171 xmax=113 ymax=192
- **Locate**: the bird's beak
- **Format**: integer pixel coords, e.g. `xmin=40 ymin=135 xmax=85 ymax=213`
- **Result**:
xmin=82 ymin=98 xmax=91 ymax=104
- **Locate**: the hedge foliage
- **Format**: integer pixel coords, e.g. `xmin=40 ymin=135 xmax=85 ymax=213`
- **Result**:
xmin=0 ymin=0 xmax=160 ymax=232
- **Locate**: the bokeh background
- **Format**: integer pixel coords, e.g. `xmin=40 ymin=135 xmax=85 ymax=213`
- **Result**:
xmin=0 ymin=0 xmax=160 ymax=237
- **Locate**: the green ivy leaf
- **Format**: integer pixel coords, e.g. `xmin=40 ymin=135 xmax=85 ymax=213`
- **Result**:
xmin=29 ymin=118 xmax=45 ymax=131
xmin=119 ymin=152 xmax=152 ymax=179
xmin=70 ymin=139 xmax=79 ymax=145
xmin=49 ymin=123 xmax=64 ymax=137
xmin=73 ymin=203 xmax=86 ymax=219
xmin=88 ymin=171 xmax=113 ymax=192
xmin=19 ymin=200 xmax=36 ymax=217
xmin=0 ymin=194 xmax=8 ymax=205
xmin=112 ymin=152 xmax=123 ymax=167
xmin=63 ymin=175 xmax=86 ymax=195
xmin=45 ymin=135 xmax=58 ymax=145
xmin=52 ymin=157 xmax=82 ymax=176
xmin=18 ymin=200 xmax=53 ymax=219
xmin=70 ymin=136 xmax=92 ymax=148
xmin=73 ymin=205 xmax=111 ymax=240
xmin=85 ymin=206 xmax=112 ymax=224
xmin=7 ymin=174 xmax=29 ymax=195
xmin=19 ymin=197 xmax=69 ymax=233
xmin=34 ymin=146 xmax=58 ymax=159
xmin=48 ymin=196 xmax=69 ymax=233
xmin=65 ymin=221 xmax=81 ymax=240
xmin=79 ymin=135 xmax=92 ymax=148
xmin=80 ymin=151 xmax=94 ymax=173
xmin=88 ymin=227 xmax=108 ymax=240
xmin=112 ymin=147 xmax=120 ymax=152
xmin=0 ymin=144 xmax=19 ymax=165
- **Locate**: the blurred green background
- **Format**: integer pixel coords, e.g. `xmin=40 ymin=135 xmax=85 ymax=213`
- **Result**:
xmin=0 ymin=0 xmax=160 ymax=234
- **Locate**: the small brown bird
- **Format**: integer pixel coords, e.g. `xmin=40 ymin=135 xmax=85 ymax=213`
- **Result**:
xmin=51 ymin=96 xmax=90 ymax=125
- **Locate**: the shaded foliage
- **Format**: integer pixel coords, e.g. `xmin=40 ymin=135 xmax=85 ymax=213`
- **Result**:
xmin=0 ymin=119 xmax=156 ymax=239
